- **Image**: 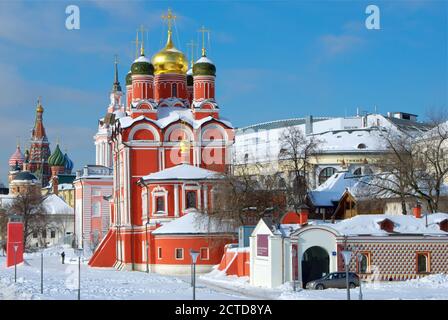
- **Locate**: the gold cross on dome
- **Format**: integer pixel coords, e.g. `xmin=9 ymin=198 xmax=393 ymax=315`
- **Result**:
xmin=162 ymin=8 xmax=176 ymax=32
xmin=186 ymin=40 xmax=197 ymax=66
xmin=139 ymin=25 xmax=148 ymax=55
xmin=198 ymin=25 xmax=210 ymax=56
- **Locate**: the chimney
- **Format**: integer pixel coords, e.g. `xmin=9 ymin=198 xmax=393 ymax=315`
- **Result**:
xmin=51 ymin=176 xmax=59 ymax=195
xmin=438 ymin=219 xmax=448 ymax=232
xmin=377 ymin=218 xmax=394 ymax=233
xmin=305 ymin=115 xmax=313 ymax=135
xmin=413 ymin=203 xmax=422 ymax=218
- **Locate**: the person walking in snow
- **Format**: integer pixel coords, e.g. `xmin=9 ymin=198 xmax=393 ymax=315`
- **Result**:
xmin=61 ymin=251 xmax=65 ymax=264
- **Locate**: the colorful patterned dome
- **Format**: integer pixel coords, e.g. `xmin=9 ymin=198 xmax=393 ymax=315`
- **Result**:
xmin=64 ymin=153 xmax=74 ymax=172
xmin=9 ymin=146 xmax=24 ymax=167
xmin=48 ymin=144 xmax=66 ymax=167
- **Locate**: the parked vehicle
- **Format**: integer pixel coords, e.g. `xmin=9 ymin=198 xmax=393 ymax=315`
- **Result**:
xmin=306 ymin=272 xmax=360 ymax=290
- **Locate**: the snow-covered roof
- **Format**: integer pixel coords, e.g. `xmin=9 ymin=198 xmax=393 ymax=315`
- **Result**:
xmin=42 ymin=194 xmax=74 ymax=215
xmin=326 ymin=214 xmax=448 ymax=236
xmin=58 ymin=183 xmax=74 ymax=191
xmin=0 ymin=194 xmax=14 ymax=207
xmin=309 ymin=171 xmax=360 ymax=206
xmin=118 ymin=107 xmax=233 ymax=130
xmin=196 ymin=56 xmax=214 ymax=64
xmin=133 ymin=55 xmax=151 ymax=63
xmin=141 ymin=164 xmax=220 ymax=182
xmin=314 ymin=128 xmax=387 ymax=153
xmin=152 ymin=211 xmax=235 ymax=235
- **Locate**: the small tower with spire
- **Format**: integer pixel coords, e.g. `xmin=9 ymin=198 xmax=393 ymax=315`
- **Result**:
xmin=108 ymin=55 xmax=124 ymax=114
xmin=28 ymin=98 xmax=52 ymax=186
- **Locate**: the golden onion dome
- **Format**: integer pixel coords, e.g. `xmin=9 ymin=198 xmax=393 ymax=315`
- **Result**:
xmin=36 ymin=98 xmax=44 ymax=113
xmin=151 ymin=30 xmax=188 ymax=75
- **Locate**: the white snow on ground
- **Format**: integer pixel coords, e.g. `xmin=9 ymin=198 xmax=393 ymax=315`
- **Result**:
xmin=3 ymin=245 xmax=448 ymax=300
xmin=0 ymin=245 xmax=246 ymax=300
xmin=200 ymin=268 xmax=448 ymax=300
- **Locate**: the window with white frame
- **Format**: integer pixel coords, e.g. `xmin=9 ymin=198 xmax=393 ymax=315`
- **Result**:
xmin=152 ymin=186 xmax=168 ymax=215
xmin=175 ymin=248 xmax=184 ymax=260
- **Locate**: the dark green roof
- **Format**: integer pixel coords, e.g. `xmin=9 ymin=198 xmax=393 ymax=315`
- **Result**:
xmin=131 ymin=55 xmax=154 ymax=75
xmin=126 ymin=71 xmax=132 ymax=86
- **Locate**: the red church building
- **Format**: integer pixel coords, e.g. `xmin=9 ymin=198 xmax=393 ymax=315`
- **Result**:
xmin=89 ymin=10 xmax=236 ymax=274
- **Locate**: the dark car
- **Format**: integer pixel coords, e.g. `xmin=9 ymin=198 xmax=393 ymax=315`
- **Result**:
xmin=306 ymin=272 xmax=360 ymax=290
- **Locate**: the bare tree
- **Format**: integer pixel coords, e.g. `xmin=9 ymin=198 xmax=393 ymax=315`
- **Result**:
xmin=205 ymin=162 xmax=287 ymax=232
xmin=6 ymin=190 xmax=48 ymax=250
xmin=278 ymin=126 xmax=321 ymax=211
xmin=368 ymin=114 xmax=448 ymax=214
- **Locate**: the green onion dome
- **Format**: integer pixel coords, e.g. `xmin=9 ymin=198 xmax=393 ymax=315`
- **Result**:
xmin=126 ymin=71 xmax=132 ymax=86
xmin=193 ymin=56 xmax=216 ymax=77
xmin=131 ymin=55 xmax=154 ymax=76
xmin=48 ymin=144 xmax=66 ymax=167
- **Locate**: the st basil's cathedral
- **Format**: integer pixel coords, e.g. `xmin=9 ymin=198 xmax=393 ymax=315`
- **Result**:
xmin=79 ymin=9 xmax=236 ymax=274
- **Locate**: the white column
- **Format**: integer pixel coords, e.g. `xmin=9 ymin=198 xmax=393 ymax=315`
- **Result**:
xmin=203 ymin=185 xmax=208 ymax=213
xmin=181 ymin=184 xmax=185 ymax=213
xmin=174 ymin=184 xmax=179 ymax=217
xmin=197 ymin=187 xmax=202 ymax=211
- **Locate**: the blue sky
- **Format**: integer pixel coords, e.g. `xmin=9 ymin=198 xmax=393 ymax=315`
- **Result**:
xmin=0 ymin=0 xmax=446 ymax=182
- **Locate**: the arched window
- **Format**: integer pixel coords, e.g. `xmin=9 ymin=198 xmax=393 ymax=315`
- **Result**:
xmin=417 ymin=252 xmax=430 ymax=273
xmin=353 ymin=168 xmax=362 ymax=176
xmin=172 ymin=83 xmax=177 ymax=97
xmin=319 ymin=167 xmax=336 ymax=185
xmin=358 ymin=252 xmax=371 ymax=273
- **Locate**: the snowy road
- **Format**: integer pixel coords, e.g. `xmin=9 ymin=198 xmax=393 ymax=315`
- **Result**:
xmin=201 ymin=269 xmax=448 ymax=300
xmin=0 ymin=246 xmax=246 ymax=300
xmin=2 ymin=245 xmax=448 ymax=300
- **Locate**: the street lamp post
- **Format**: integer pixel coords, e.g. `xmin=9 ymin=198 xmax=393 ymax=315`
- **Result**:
xmin=75 ymin=248 xmax=83 ymax=300
xmin=13 ymin=243 xmax=19 ymax=283
xmin=357 ymin=253 xmax=363 ymax=300
xmin=190 ymin=249 xmax=200 ymax=301
xmin=341 ymin=250 xmax=352 ymax=301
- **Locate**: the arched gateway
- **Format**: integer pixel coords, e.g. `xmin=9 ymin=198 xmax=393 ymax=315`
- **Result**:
xmin=301 ymin=246 xmax=330 ymax=287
